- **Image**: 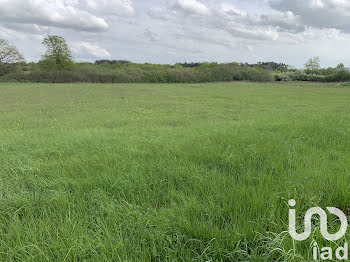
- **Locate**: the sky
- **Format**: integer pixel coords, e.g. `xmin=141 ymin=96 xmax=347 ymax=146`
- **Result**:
xmin=0 ymin=0 xmax=350 ymax=68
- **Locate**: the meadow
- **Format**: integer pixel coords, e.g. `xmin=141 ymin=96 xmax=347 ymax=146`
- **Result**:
xmin=0 ymin=81 xmax=350 ymax=261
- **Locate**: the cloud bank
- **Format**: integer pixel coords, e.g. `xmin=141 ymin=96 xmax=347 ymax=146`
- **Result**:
xmin=0 ymin=0 xmax=350 ymax=67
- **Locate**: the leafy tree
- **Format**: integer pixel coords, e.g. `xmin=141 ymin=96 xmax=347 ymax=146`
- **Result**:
xmin=337 ymin=63 xmax=345 ymax=68
xmin=40 ymin=35 xmax=74 ymax=70
xmin=305 ymin=57 xmax=321 ymax=70
xmin=0 ymin=39 xmax=25 ymax=63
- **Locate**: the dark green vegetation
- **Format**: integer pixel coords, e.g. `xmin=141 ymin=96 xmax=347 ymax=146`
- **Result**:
xmin=2 ymin=61 xmax=350 ymax=84
xmin=0 ymin=61 xmax=275 ymax=83
xmin=1 ymin=82 xmax=350 ymax=261
xmin=1 ymin=60 xmax=350 ymax=83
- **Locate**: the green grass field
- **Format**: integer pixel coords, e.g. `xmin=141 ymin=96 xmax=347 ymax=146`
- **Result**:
xmin=0 ymin=82 xmax=350 ymax=261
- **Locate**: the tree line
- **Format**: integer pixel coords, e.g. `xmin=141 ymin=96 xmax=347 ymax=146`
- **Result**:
xmin=1 ymin=35 xmax=350 ymax=83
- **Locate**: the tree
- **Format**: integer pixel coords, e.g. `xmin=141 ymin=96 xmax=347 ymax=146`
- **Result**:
xmin=337 ymin=63 xmax=345 ymax=68
xmin=40 ymin=35 xmax=74 ymax=70
xmin=305 ymin=57 xmax=321 ymax=70
xmin=0 ymin=39 xmax=25 ymax=63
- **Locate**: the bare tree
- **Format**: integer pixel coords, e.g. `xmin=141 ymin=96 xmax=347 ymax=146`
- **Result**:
xmin=0 ymin=39 xmax=25 ymax=63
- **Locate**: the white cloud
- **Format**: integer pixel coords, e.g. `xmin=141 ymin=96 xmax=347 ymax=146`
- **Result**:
xmin=269 ymin=0 xmax=350 ymax=33
xmin=173 ymin=0 xmax=211 ymax=15
xmin=1 ymin=0 xmax=350 ymax=67
xmin=149 ymin=1 xmax=279 ymax=41
xmin=220 ymin=3 xmax=247 ymax=17
xmin=0 ymin=0 xmax=109 ymax=31
xmin=144 ymin=29 xmax=160 ymax=42
xmin=71 ymin=42 xmax=111 ymax=59
xmin=259 ymin=11 xmax=304 ymax=33
xmin=84 ymin=0 xmax=135 ymax=16
xmin=148 ymin=7 xmax=175 ymax=20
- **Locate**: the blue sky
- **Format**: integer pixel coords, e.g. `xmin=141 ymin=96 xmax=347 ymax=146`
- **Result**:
xmin=0 ymin=0 xmax=350 ymax=68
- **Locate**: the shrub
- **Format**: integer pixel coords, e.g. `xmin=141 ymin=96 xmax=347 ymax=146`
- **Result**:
xmin=323 ymin=70 xmax=350 ymax=82
xmin=274 ymin=71 xmax=325 ymax=82
xmin=0 ymin=61 xmax=280 ymax=83
xmin=239 ymin=67 xmax=273 ymax=82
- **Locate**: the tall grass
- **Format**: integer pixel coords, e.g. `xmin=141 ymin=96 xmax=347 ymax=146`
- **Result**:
xmin=0 ymin=82 xmax=350 ymax=261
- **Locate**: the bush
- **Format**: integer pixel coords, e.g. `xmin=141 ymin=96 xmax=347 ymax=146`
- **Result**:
xmin=0 ymin=63 xmax=12 ymax=76
xmin=274 ymin=71 xmax=325 ymax=82
xmin=323 ymin=70 xmax=350 ymax=82
xmin=1 ymin=61 xmax=275 ymax=83
xmin=239 ymin=67 xmax=274 ymax=82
